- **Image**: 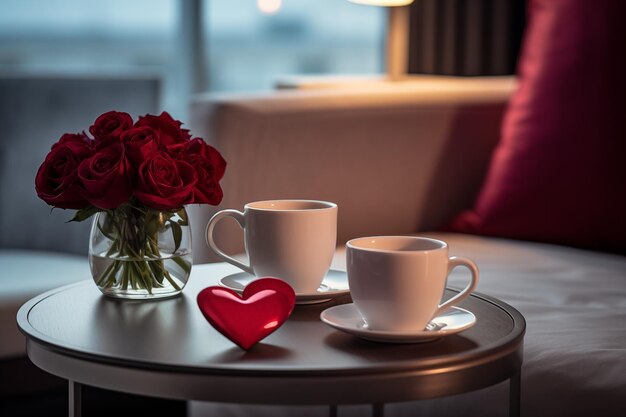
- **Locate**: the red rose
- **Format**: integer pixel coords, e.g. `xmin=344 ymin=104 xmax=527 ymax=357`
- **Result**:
xmin=35 ymin=133 xmax=93 ymax=209
xmin=134 ymin=152 xmax=198 ymax=210
xmin=182 ymin=138 xmax=226 ymax=205
xmin=135 ymin=112 xmax=191 ymax=152
xmin=121 ymin=126 xmax=159 ymax=167
xmin=52 ymin=132 xmax=94 ymax=151
xmin=89 ymin=111 xmax=133 ymax=145
xmin=77 ymin=142 xmax=132 ymax=209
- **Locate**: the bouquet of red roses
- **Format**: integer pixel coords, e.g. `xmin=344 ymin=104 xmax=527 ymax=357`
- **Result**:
xmin=35 ymin=111 xmax=226 ymax=297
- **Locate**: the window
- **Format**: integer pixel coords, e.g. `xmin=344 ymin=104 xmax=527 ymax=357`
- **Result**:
xmin=0 ymin=0 xmax=385 ymax=116
xmin=206 ymin=0 xmax=385 ymax=91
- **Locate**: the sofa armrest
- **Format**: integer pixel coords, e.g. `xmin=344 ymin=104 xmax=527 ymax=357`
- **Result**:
xmin=189 ymin=76 xmax=515 ymax=263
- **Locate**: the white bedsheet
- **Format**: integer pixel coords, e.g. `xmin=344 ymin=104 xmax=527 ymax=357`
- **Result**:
xmin=191 ymin=233 xmax=626 ymax=417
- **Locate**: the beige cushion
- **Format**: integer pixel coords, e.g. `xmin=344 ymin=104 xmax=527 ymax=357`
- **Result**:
xmin=189 ymin=77 xmax=515 ymax=264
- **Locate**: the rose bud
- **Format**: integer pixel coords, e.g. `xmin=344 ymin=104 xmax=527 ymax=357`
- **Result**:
xmin=135 ymin=111 xmax=191 ymax=151
xmin=134 ymin=151 xmax=198 ymax=211
xmin=182 ymin=138 xmax=226 ymax=205
xmin=77 ymin=142 xmax=132 ymax=210
xmin=35 ymin=133 xmax=93 ymax=209
xmin=121 ymin=126 xmax=160 ymax=167
xmin=51 ymin=132 xmax=94 ymax=151
xmin=89 ymin=111 xmax=133 ymax=146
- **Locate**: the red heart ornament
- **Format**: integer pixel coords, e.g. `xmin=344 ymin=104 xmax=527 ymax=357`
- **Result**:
xmin=197 ymin=277 xmax=296 ymax=350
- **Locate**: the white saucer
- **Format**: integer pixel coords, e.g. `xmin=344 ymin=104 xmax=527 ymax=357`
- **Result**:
xmin=320 ymin=303 xmax=476 ymax=343
xmin=219 ymin=269 xmax=350 ymax=304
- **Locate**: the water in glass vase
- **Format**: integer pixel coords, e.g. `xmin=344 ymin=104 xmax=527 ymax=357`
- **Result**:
xmin=88 ymin=207 xmax=193 ymax=299
xmin=91 ymin=251 xmax=192 ymax=299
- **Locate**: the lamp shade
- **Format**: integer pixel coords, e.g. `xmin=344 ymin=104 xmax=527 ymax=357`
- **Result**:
xmin=348 ymin=0 xmax=414 ymax=6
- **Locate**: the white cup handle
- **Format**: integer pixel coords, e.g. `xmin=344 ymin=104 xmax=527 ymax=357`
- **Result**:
xmin=433 ymin=256 xmax=479 ymax=318
xmin=206 ymin=209 xmax=254 ymax=275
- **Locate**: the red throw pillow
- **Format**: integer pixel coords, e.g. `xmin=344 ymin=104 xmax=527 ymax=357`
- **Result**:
xmin=448 ymin=0 xmax=626 ymax=254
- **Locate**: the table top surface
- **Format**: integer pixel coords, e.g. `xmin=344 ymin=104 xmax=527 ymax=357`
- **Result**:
xmin=17 ymin=262 xmax=525 ymax=378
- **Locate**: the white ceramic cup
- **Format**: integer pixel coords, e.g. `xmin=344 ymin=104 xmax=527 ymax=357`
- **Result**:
xmin=346 ymin=236 xmax=479 ymax=332
xmin=206 ymin=199 xmax=337 ymax=293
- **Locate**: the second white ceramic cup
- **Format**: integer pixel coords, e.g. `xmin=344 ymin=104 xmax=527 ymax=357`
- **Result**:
xmin=206 ymin=199 xmax=337 ymax=293
xmin=346 ymin=236 xmax=479 ymax=332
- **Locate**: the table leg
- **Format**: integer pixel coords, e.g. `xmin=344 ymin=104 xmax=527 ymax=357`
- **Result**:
xmin=69 ymin=380 xmax=82 ymax=417
xmin=509 ymin=370 xmax=521 ymax=417
xmin=372 ymin=403 xmax=385 ymax=417
xmin=329 ymin=405 xmax=338 ymax=417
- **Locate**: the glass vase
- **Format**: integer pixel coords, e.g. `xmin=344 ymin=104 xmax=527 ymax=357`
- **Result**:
xmin=89 ymin=205 xmax=192 ymax=299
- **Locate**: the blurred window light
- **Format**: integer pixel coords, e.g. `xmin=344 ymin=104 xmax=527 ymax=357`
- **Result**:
xmin=0 ymin=0 xmax=174 ymax=37
xmin=257 ymin=0 xmax=283 ymax=15
xmin=0 ymin=0 xmax=385 ymax=93
xmin=0 ymin=0 xmax=174 ymax=75
xmin=206 ymin=0 xmax=385 ymax=92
